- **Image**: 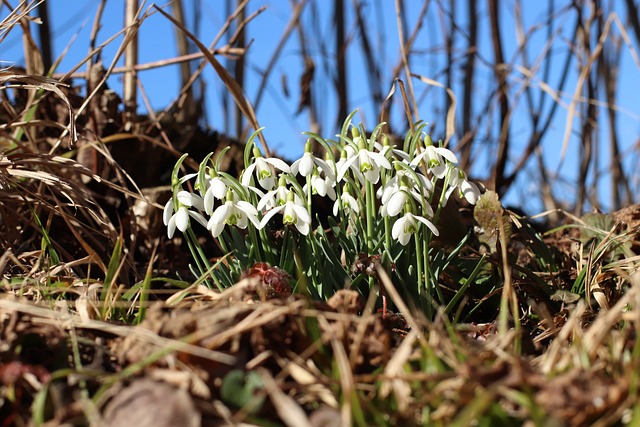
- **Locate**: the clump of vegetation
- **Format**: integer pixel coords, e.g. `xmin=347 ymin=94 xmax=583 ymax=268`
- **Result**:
xmin=165 ymin=114 xmax=480 ymax=317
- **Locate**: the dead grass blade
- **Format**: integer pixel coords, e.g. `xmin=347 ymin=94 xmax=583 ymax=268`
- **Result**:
xmin=259 ymin=368 xmax=312 ymax=427
xmin=154 ymin=5 xmax=270 ymax=156
xmin=0 ymin=69 xmax=77 ymax=145
xmin=412 ymin=74 xmax=457 ymax=147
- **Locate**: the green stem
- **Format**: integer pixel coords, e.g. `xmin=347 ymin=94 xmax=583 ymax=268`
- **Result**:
xmin=185 ymin=228 xmax=219 ymax=290
xmin=383 ymin=215 xmax=392 ymax=269
xmin=365 ymin=181 xmax=375 ymax=255
xmin=415 ymin=230 xmax=432 ymax=319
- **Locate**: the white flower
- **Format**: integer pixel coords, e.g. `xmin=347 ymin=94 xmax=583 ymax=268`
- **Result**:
xmin=333 ymin=188 xmax=360 ymax=216
xmin=335 ymin=145 xmax=363 ymax=185
xmin=445 ymin=166 xmax=481 ymax=205
xmin=303 ymin=170 xmax=337 ymax=200
xmin=260 ymin=191 xmax=311 ymax=235
xmin=256 ymin=178 xmax=302 ymax=212
xmin=163 ymin=191 xmax=207 ymax=238
xmin=337 ymin=146 xmax=392 ymax=184
xmin=373 ymin=140 xmax=410 ymax=163
xmin=379 ymin=170 xmax=433 ymax=217
xmin=241 ymin=148 xmax=291 ymax=190
xmin=392 ymin=212 xmax=439 ymax=246
xmin=203 ymin=175 xmax=228 ymax=215
xmin=207 ymin=191 xmax=261 ymax=237
xmin=410 ymin=143 xmax=458 ymax=179
xmin=291 ymin=142 xmax=336 ymax=181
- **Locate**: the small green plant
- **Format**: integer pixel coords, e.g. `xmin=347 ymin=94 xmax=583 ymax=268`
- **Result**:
xmin=164 ymin=112 xmax=480 ymax=315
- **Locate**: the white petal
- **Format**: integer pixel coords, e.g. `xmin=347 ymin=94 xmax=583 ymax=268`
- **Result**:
xmin=432 ymin=162 xmax=448 ymax=179
xmin=241 ymin=163 xmax=256 ymax=186
xmin=210 ymin=220 xmax=225 ymax=237
xmin=176 ymin=191 xmax=193 ymax=205
xmin=236 ymin=212 xmax=249 ymax=229
xmin=436 ymin=146 xmax=459 ymax=164
xmin=259 ymin=205 xmax=285 ymax=229
xmin=325 ymin=185 xmax=336 ymax=200
xmin=299 ymin=154 xmax=314 ymax=177
xmin=258 ymin=174 xmax=276 ymax=190
xmin=337 ymin=155 xmax=358 ymax=182
xmin=295 ymin=220 xmax=310 ymax=235
xmin=415 ymin=172 xmax=433 ymax=191
xmin=315 ymin=157 xmax=336 ymax=181
xmin=189 ymin=211 xmax=208 ymax=229
xmin=290 ymin=158 xmax=301 ymax=176
xmin=163 ymin=199 xmax=174 ymax=226
xmin=256 ymin=191 xmax=275 ymax=211
xmin=391 ymin=216 xmax=406 ymax=244
xmin=415 ymin=215 xmax=440 ymax=236
xmin=209 ymin=204 xmax=230 ymax=230
xmin=175 ymin=207 xmax=190 ymax=232
xmin=312 ymin=176 xmax=327 ymax=197
xmin=237 ymin=200 xmax=259 ymax=217
xmin=291 ymin=203 xmax=311 ymax=225
xmin=204 ymin=188 xmax=215 ymax=216
xmin=264 ymin=157 xmax=291 ymax=173
xmin=368 ymin=151 xmax=392 ymax=169
xmin=386 ymin=191 xmax=406 ymax=217
xmin=461 ymin=180 xmax=480 ymax=204
xmin=409 ymin=151 xmax=427 ymax=168
xmin=343 ymin=194 xmax=360 ymax=214
xmin=379 ymin=179 xmax=397 ymax=203
xmin=167 ymin=215 xmax=177 ymax=239
xmin=364 ymin=167 xmax=380 ymax=184
xmin=211 ymin=177 xmax=227 ymax=199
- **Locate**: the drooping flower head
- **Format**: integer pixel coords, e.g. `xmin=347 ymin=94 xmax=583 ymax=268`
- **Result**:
xmin=163 ymin=191 xmax=207 ymax=239
xmin=338 ymin=127 xmax=392 ymax=184
xmin=410 ymin=134 xmax=458 ymax=179
xmin=241 ymin=146 xmax=291 ymax=190
xmin=445 ymin=165 xmax=481 ymax=205
xmin=260 ymin=189 xmax=312 ymax=235
xmin=391 ymin=203 xmax=439 ymax=246
xmin=291 ymin=139 xmax=335 ymax=181
xmin=207 ymin=189 xmax=261 ymax=238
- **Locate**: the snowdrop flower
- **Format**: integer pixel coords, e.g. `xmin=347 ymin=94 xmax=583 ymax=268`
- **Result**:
xmin=207 ymin=189 xmax=261 ymax=238
xmin=202 ymin=172 xmax=229 ymax=215
xmin=333 ymin=183 xmax=360 ymax=216
xmin=445 ymin=166 xmax=481 ymax=205
xmin=257 ymin=176 xmax=302 ymax=212
xmin=260 ymin=190 xmax=311 ymax=235
xmin=410 ymin=135 xmax=458 ymax=179
xmin=392 ymin=208 xmax=439 ymax=246
xmin=304 ymin=168 xmax=337 ymax=200
xmin=241 ymin=147 xmax=291 ymax=190
xmin=335 ymin=145 xmax=363 ymax=185
xmin=378 ymin=168 xmax=433 ymax=217
xmin=374 ymin=134 xmax=410 ymax=163
xmin=291 ymin=140 xmax=336 ymax=181
xmin=338 ymin=128 xmax=392 ymax=184
xmin=163 ymin=191 xmax=208 ymax=239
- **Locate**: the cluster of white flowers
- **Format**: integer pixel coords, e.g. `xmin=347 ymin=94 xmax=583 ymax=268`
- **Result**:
xmin=164 ymin=127 xmax=480 ymax=247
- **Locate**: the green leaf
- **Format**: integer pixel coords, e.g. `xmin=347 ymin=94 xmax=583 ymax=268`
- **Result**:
xmin=220 ymin=369 xmax=265 ymax=414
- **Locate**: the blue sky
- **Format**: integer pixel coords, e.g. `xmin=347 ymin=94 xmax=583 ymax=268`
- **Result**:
xmin=2 ymin=1 xmax=638 ymax=214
